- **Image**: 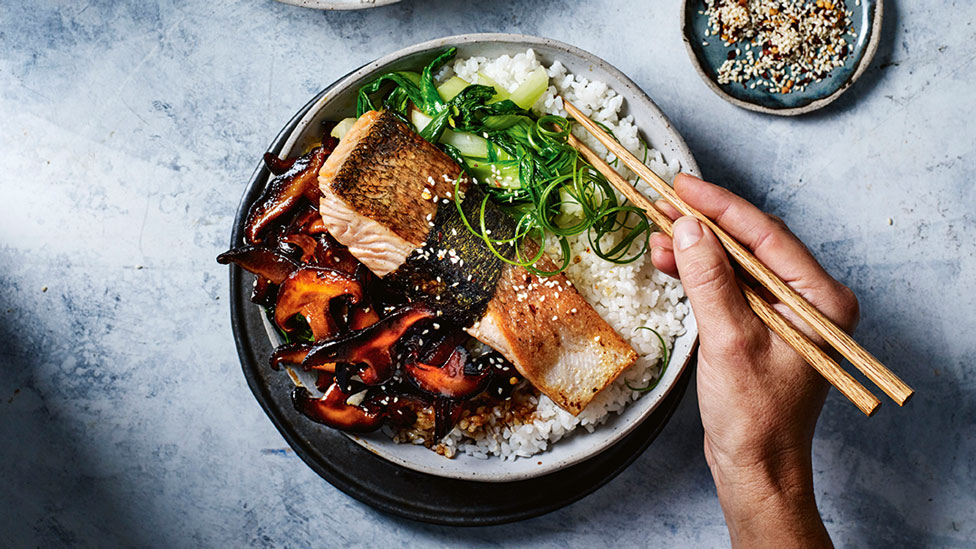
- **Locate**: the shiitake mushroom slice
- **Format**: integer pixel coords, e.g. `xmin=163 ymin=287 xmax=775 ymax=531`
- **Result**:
xmin=262 ymin=152 xmax=297 ymax=176
xmin=274 ymin=267 xmax=363 ymax=341
xmin=278 ymin=234 xmax=319 ymax=264
xmin=269 ymin=342 xmax=314 ymax=371
xmin=216 ymin=246 xmax=298 ymax=285
xmin=292 ymin=384 xmax=383 ymax=433
xmin=433 ymin=397 xmax=464 ymax=440
xmin=244 ymin=146 xmax=328 ymax=244
xmin=302 ymin=304 xmax=435 ymax=386
xmin=404 ymin=345 xmax=491 ymax=400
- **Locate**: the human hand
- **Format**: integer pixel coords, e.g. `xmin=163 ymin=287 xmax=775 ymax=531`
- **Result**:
xmin=649 ymin=174 xmax=859 ymax=548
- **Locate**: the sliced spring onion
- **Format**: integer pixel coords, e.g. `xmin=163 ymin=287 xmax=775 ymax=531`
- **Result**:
xmin=556 ymin=187 xmax=584 ymax=223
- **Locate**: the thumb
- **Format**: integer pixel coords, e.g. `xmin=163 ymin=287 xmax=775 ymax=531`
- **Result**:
xmin=672 ymin=216 xmax=762 ymax=347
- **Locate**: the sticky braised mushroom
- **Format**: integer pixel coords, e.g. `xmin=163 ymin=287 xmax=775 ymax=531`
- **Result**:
xmin=295 ymin=304 xmax=521 ymax=437
xmin=292 ymin=384 xmax=384 ymax=433
xmin=402 ymin=341 xmax=491 ymax=400
xmin=278 ymin=234 xmax=319 ymax=264
xmin=397 ymin=329 xmax=520 ymax=438
xmin=262 ymin=151 xmax=297 ymax=175
xmin=279 ymin=231 xmax=359 ymax=274
xmin=302 ymin=304 xmax=435 ymax=386
xmin=219 ymin=128 xmax=524 ymax=443
xmin=244 ymin=138 xmax=336 ymax=244
xmin=269 ymin=342 xmax=314 ymax=371
xmin=274 ymin=267 xmax=363 ymax=341
xmin=216 ymin=246 xmax=298 ymax=285
xmin=399 ymin=333 xmax=491 ymax=440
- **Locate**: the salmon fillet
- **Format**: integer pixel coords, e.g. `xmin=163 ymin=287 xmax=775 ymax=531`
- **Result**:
xmin=318 ymin=110 xmax=638 ymax=415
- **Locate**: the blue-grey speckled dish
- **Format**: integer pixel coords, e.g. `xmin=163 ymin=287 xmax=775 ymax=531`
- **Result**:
xmin=682 ymin=0 xmax=883 ymax=115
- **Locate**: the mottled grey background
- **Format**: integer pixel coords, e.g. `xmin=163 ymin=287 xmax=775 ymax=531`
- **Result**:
xmin=1 ymin=1 xmax=973 ymax=547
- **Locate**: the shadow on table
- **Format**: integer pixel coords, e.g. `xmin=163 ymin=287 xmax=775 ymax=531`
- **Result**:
xmin=815 ymin=277 xmax=971 ymax=547
xmin=0 ymin=303 xmax=151 ymax=546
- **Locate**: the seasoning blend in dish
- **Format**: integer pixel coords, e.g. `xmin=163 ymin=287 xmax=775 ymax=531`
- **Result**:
xmin=704 ymin=0 xmax=857 ymax=94
xmin=683 ymin=0 xmax=883 ymax=115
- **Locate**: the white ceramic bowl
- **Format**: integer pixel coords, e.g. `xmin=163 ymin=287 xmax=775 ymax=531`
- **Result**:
xmin=265 ymin=33 xmax=699 ymax=482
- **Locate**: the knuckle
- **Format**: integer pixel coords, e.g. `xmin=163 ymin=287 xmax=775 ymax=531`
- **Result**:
xmin=753 ymin=220 xmax=793 ymax=253
xmin=757 ymin=227 xmax=783 ymax=251
xmin=684 ymin=257 xmax=732 ymax=297
xmin=770 ymin=214 xmax=800 ymax=239
xmin=713 ymin=329 xmax=763 ymax=361
xmin=834 ymin=283 xmax=860 ymax=330
xmin=766 ymin=214 xmax=793 ymax=236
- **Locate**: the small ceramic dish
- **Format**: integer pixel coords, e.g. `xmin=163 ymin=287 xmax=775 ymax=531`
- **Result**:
xmin=239 ymin=33 xmax=699 ymax=483
xmin=681 ymin=0 xmax=884 ymax=115
xmin=273 ymin=0 xmax=399 ymax=10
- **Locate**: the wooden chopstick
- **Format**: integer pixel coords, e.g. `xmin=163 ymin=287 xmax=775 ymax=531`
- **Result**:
xmin=570 ymin=134 xmax=880 ymax=416
xmin=563 ymin=98 xmax=913 ymax=406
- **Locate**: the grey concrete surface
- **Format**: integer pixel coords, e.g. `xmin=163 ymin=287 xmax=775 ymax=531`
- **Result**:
xmin=1 ymin=1 xmax=973 ymax=546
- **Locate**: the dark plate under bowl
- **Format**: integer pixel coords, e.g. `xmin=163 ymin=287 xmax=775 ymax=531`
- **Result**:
xmin=681 ymin=0 xmax=884 ymax=115
xmin=226 ymin=84 xmax=694 ymax=525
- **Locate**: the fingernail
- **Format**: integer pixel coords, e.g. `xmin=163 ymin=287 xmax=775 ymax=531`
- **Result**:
xmin=673 ymin=217 xmax=703 ymax=251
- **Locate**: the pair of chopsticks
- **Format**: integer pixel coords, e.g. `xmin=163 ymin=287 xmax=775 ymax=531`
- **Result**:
xmin=562 ymin=99 xmax=913 ymax=416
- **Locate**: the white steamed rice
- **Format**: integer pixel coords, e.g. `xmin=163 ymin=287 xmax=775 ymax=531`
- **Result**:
xmin=393 ymin=49 xmax=690 ymax=460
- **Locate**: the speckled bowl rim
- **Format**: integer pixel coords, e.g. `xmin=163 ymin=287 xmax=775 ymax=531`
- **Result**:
xmin=263 ymin=33 xmax=700 ymax=482
xmin=273 ymin=0 xmax=400 ymax=11
xmin=680 ymin=0 xmax=884 ymax=116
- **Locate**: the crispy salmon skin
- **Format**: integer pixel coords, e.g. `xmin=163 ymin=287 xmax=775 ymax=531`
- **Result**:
xmin=318 ymin=110 xmax=638 ymax=415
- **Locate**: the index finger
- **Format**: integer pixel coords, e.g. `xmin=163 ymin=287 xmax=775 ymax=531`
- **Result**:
xmin=671 ymin=174 xmax=823 ymax=282
xmin=670 ymin=173 xmax=858 ymax=331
